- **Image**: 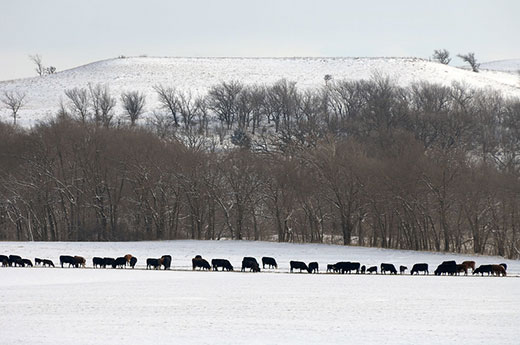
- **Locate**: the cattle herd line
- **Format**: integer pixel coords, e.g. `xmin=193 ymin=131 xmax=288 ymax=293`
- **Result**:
xmin=0 ymin=253 xmax=510 ymax=277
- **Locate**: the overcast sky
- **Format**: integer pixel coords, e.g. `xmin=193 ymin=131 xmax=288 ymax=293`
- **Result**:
xmin=1 ymin=0 xmax=519 ymax=81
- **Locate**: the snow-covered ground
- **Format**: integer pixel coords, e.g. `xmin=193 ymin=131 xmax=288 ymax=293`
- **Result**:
xmin=1 ymin=240 xmax=519 ymax=345
xmin=1 ymin=56 xmax=519 ymax=127
xmin=480 ymin=58 xmax=520 ymax=72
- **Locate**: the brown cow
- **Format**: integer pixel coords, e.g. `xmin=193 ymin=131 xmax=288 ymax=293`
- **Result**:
xmin=456 ymin=264 xmax=467 ymax=275
xmin=461 ymin=261 xmax=476 ymax=273
xmin=124 ymin=254 xmax=133 ymax=264
xmin=74 ymin=256 xmax=86 ymax=268
xmin=491 ymin=264 xmax=506 ymax=277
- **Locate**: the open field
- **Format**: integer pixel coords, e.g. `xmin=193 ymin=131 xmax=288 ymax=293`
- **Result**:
xmin=1 ymin=240 xmax=519 ymax=344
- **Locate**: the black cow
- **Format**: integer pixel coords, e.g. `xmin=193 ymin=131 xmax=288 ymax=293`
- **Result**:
xmin=473 ymin=264 xmax=493 ymax=276
xmin=381 ymin=263 xmax=397 ymax=275
xmin=360 ymin=265 xmax=366 ymax=274
xmin=262 ymin=257 xmax=277 ymax=269
xmin=290 ymin=261 xmax=309 ymax=273
xmin=241 ymin=257 xmax=260 ymax=272
xmin=434 ymin=261 xmax=457 ymax=276
xmin=8 ymin=255 xmax=22 ymax=267
xmin=367 ymin=266 xmax=378 ymax=274
xmin=146 ymin=258 xmax=161 ymax=270
xmin=0 ymin=255 xmax=8 ymax=267
xmin=160 ymin=255 xmax=172 ymax=270
xmin=112 ymin=257 xmax=127 ymax=268
xmin=399 ymin=265 xmax=408 ymax=274
xmin=326 ymin=264 xmax=337 ymax=273
xmin=500 ymin=263 xmax=508 ymax=271
xmin=335 ymin=262 xmax=360 ymax=274
xmin=35 ymin=258 xmax=43 ymax=265
xmin=22 ymin=259 xmax=33 ymax=267
xmin=60 ymin=255 xmax=76 ymax=268
xmin=192 ymin=257 xmax=211 ymax=270
xmin=130 ymin=257 xmax=137 ymax=268
xmin=308 ymin=262 xmax=319 ymax=273
xmin=42 ymin=259 xmax=54 ymax=267
xmin=13 ymin=258 xmax=25 ymax=267
xmin=212 ymin=259 xmax=234 ymax=271
xmin=410 ymin=263 xmax=429 ymax=275
xmin=93 ymin=257 xmax=105 ymax=268
xmin=104 ymin=257 xmax=115 ymax=267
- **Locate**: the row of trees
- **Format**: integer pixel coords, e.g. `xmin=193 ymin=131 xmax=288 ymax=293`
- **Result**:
xmin=1 ymin=78 xmax=520 ymax=258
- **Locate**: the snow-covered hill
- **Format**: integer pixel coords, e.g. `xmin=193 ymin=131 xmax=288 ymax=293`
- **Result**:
xmin=1 ymin=56 xmax=519 ymax=127
xmin=480 ymin=58 xmax=520 ymax=72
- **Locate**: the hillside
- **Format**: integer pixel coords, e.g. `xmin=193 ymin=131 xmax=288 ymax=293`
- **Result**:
xmin=1 ymin=56 xmax=519 ymax=127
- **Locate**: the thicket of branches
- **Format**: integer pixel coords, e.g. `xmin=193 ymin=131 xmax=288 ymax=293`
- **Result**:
xmin=1 ymin=77 xmax=520 ymax=259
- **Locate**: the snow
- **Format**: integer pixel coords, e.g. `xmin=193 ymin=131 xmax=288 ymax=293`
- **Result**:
xmin=1 ymin=56 xmax=519 ymax=127
xmin=480 ymin=59 xmax=520 ymax=72
xmin=1 ymin=240 xmax=519 ymax=345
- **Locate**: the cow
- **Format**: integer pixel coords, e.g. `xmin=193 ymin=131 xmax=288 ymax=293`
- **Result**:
xmin=473 ymin=264 xmax=493 ymax=276
xmin=60 ymin=255 xmax=76 ymax=268
xmin=434 ymin=261 xmax=457 ymax=276
xmin=130 ymin=257 xmax=137 ymax=268
xmin=13 ymin=258 xmax=25 ymax=267
xmin=456 ymin=264 xmax=468 ymax=275
xmin=112 ymin=257 xmax=127 ymax=269
xmin=290 ymin=261 xmax=309 ymax=273
xmin=92 ymin=257 xmax=105 ymax=268
xmin=308 ymin=262 xmax=319 ymax=273
xmin=399 ymin=266 xmax=408 ymax=274
xmin=335 ymin=262 xmax=361 ymax=274
xmin=410 ymin=263 xmax=428 ymax=275
xmin=262 ymin=257 xmax=278 ymax=269
xmin=8 ymin=255 xmax=22 ymax=267
xmin=0 ymin=255 xmax=9 ymax=267
xmin=491 ymin=264 xmax=506 ymax=276
xmin=42 ymin=259 xmax=54 ymax=267
xmin=160 ymin=255 xmax=172 ymax=270
xmin=500 ymin=263 xmax=507 ymax=271
xmin=74 ymin=256 xmax=86 ymax=268
xmin=35 ymin=258 xmax=43 ymax=265
xmin=241 ymin=257 xmax=260 ymax=272
xmin=22 ymin=259 xmax=33 ymax=267
xmin=192 ymin=257 xmax=211 ymax=270
xmin=381 ymin=263 xmax=397 ymax=275
xmin=146 ymin=258 xmax=161 ymax=270
xmin=367 ymin=266 xmax=378 ymax=274
xmin=461 ymin=260 xmax=476 ymax=273
xmin=124 ymin=254 xmax=133 ymax=265
xmin=212 ymin=259 xmax=234 ymax=271
xmin=360 ymin=265 xmax=366 ymax=274
xmin=326 ymin=264 xmax=337 ymax=273
xmin=104 ymin=257 xmax=115 ymax=267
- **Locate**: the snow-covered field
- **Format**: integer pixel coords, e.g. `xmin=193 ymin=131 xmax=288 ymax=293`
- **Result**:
xmin=1 ymin=56 xmax=519 ymax=127
xmin=1 ymin=240 xmax=519 ymax=345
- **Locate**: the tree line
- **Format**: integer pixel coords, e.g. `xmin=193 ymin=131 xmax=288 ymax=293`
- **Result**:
xmin=1 ymin=76 xmax=520 ymax=259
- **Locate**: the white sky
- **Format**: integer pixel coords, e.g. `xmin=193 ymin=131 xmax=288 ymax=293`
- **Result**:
xmin=1 ymin=0 xmax=519 ymax=81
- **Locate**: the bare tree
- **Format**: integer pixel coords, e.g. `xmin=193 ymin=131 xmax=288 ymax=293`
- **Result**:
xmin=29 ymin=54 xmax=45 ymax=76
xmin=154 ymin=85 xmax=179 ymax=127
xmin=89 ymin=84 xmax=116 ymax=127
xmin=64 ymin=87 xmax=90 ymax=122
xmin=432 ymin=49 xmax=451 ymax=65
xmin=1 ymin=91 xmax=26 ymax=125
xmin=121 ymin=91 xmax=146 ymax=126
xmin=45 ymin=66 xmax=57 ymax=75
xmin=458 ymin=52 xmax=480 ymax=72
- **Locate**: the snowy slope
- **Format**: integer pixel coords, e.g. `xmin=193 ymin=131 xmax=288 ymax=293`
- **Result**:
xmin=1 ymin=56 xmax=520 ymax=127
xmin=0 ymin=240 xmax=519 ymax=345
xmin=480 ymin=58 xmax=520 ymax=72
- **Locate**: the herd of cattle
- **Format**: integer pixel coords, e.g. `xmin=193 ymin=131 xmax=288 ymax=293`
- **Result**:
xmin=0 ymin=253 xmax=509 ymax=276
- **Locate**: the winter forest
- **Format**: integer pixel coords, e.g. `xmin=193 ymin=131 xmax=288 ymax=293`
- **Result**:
xmin=1 ymin=76 xmax=520 ymax=259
